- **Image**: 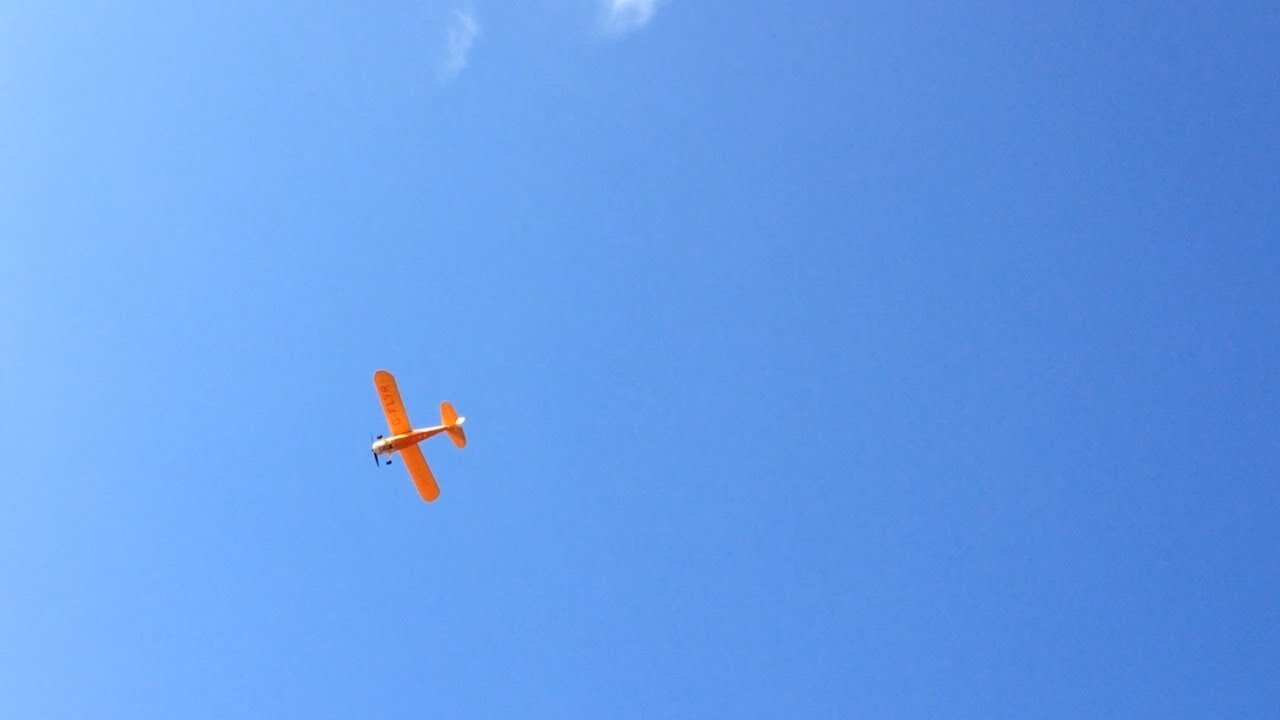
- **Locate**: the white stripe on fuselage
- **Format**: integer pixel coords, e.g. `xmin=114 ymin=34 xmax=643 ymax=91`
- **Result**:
xmin=373 ymin=425 xmax=447 ymax=455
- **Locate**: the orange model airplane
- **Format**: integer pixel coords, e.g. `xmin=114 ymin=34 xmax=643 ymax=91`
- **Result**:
xmin=371 ymin=369 xmax=467 ymax=502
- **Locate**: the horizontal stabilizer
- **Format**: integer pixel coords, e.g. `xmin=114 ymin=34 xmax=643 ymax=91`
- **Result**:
xmin=440 ymin=401 xmax=467 ymax=448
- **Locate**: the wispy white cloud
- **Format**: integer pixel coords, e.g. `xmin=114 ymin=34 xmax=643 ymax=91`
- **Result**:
xmin=438 ymin=8 xmax=480 ymax=81
xmin=602 ymin=0 xmax=664 ymax=36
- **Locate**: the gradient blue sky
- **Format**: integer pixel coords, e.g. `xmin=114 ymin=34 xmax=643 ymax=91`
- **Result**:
xmin=3 ymin=2 xmax=1278 ymax=717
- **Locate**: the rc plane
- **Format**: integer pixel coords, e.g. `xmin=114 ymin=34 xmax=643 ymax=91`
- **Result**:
xmin=371 ymin=369 xmax=466 ymax=502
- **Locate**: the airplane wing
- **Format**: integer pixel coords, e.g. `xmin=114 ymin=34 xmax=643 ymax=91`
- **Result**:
xmin=400 ymin=444 xmax=440 ymax=502
xmin=373 ymin=369 xmax=413 ymax=436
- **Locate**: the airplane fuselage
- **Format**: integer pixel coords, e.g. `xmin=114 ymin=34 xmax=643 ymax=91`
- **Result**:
xmin=373 ymin=425 xmax=448 ymax=455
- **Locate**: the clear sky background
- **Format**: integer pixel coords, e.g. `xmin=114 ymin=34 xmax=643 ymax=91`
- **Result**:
xmin=2 ymin=2 xmax=1278 ymax=717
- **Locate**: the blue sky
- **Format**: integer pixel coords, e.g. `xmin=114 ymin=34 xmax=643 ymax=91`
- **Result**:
xmin=2 ymin=1 xmax=1278 ymax=716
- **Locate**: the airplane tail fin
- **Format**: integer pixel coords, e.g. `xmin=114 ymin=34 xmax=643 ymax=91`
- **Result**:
xmin=440 ymin=401 xmax=467 ymax=448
